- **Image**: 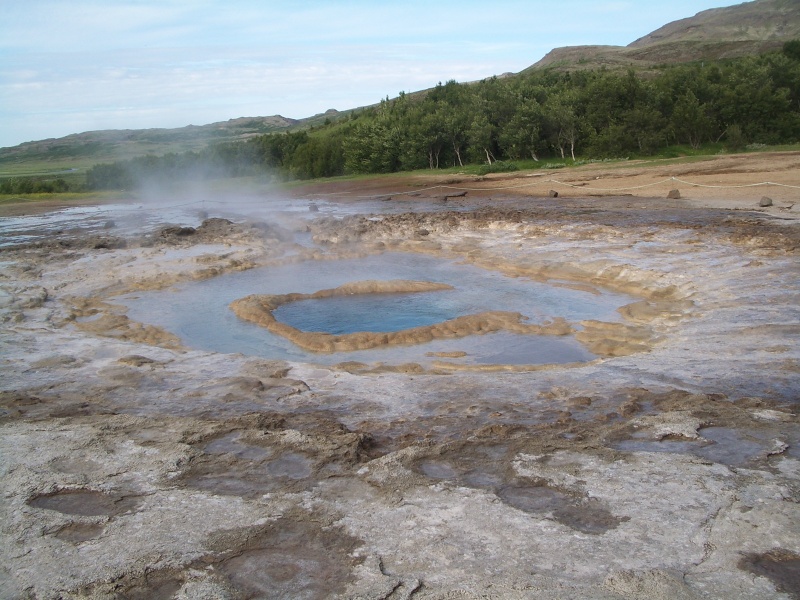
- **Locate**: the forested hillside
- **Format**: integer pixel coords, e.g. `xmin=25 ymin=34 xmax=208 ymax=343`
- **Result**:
xmin=78 ymin=44 xmax=800 ymax=191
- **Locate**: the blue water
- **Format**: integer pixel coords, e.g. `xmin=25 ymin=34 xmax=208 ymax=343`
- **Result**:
xmin=273 ymin=291 xmax=462 ymax=334
xmin=119 ymin=252 xmax=633 ymax=366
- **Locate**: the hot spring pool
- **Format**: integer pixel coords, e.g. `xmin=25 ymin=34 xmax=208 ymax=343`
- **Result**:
xmin=119 ymin=252 xmax=634 ymax=366
xmin=273 ymin=290 xmax=462 ymax=335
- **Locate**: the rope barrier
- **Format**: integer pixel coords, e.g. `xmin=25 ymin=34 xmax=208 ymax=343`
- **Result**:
xmin=670 ymin=177 xmax=800 ymax=190
xmin=35 ymin=174 xmax=796 ymax=216
xmin=546 ymin=177 xmax=675 ymax=192
xmin=315 ymin=175 xmax=800 ymax=199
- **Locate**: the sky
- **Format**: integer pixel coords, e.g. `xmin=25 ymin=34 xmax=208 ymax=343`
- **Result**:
xmin=0 ymin=0 xmax=742 ymax=149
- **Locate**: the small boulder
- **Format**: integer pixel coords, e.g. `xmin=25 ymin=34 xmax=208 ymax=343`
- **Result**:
xmin=667 ymin=189 xmax=681 ymax=199
xmin=160 ymin=225 xmax=196 ymax=237
xmin=90 ymin=236 xmax=127 ymax=250
xmin=759 ymin=196 xmax=773 ymax=207
xmin=118 ymin=355 xmax=157 ymax=367
xmin=548 ymin=189 xmax=559 ymax=198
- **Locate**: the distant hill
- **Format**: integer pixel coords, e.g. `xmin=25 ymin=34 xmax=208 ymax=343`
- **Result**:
xmin=526 ymin=0 xmax=800 ymax=72
xmin=0 ymin=110 xmax=344 ymax=166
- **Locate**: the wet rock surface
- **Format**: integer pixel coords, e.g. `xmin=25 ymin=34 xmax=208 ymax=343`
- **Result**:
xmin=0 ymin=193 xmax=798 ymax=598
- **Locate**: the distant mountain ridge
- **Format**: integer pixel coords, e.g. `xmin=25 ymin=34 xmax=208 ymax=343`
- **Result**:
xmin=527 ymin=0 xmax=800 ymax=71
xmin=0 ymin=110 xmax=342 ymax=162
xmin=629 ymin=0 xmax=799 ymax=47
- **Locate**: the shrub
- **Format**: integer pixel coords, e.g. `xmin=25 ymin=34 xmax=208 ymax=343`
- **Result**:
xmin=476 ymin=161 xmax=519 ymax=175
xmin=725 ymin=125 xmax=746 ymax=151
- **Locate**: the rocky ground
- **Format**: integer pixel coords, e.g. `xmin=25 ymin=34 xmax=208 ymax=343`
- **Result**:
xmin=1 ymin=154 xmax=799 ymax=599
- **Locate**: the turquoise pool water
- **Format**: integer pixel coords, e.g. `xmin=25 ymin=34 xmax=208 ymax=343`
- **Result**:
xmin=120 ymin=252 xmax=633 ymax=366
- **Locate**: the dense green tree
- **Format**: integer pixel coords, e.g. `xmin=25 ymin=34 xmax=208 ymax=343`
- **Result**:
xmin=671 ymin=90 xmax=713 ymax=149
xmin=783 ymin=39 xmax=800 ymax=61
xmin=499 ymin=99 xmax=544 ymax=160
xmin=468 ymin=112 xmax=497 ymax=164
xmin=625 ymin=105 xmax=668 ymax=154
xmin=545 ymin=88 xmax=582 ymax=160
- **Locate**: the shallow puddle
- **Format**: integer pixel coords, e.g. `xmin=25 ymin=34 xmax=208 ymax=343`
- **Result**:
xmin=552 ymin=503 xmax=630 ymax=535
xmin=77 ymin=568 xmax=186 ymax=600
xmin=414 ymin=445 xmax=511 ymax=488
xmin=739 ymin=549 xmax=800 ymax=599
xmin=185 ymin=443 xmax=316 ymax=497
xmin=129 ymin=426 xmax=180 ymax=444
xmin=215 ymin=518 xmax=361 ymax=599
xmin=612 ymin=439 xmax=703 ymax=455
xmin=496 ymin=480 xmax=628 ymax=534
xmin=204 ymin=432 xmax=274 ymax=461
xmin=28 ymin=489 xmax=140 ymax=517
xmin=461 ymin=469 xmax=505 ymax=489
xmin=0 ymin=204 xmax=205 ymax=248
xmin=265 ymin=452 xmax=313 ymax=479
xmin=695 ymin=427 xmax=766 ymax=466
xmin=497 ymin=484 xmax=570 ymax=514
xmin=418 ymin=460 xmax=460 ymax=480
xmin=54 ymin=522 xmax=105 ymax=543
xmin=418 ymin=460 xmax=504 ymax=490
xmin=49 ymin=456 xmax=102 ymax=475
xmin=415 ymin=448 xmax=628 ymax=534
xmin=121 ymin=252 xmax=631 ymax=366
xmin=612 ymin=426 xmax=776 ymax=467
xmin=121 ymin=574 xmax=185 ymax=600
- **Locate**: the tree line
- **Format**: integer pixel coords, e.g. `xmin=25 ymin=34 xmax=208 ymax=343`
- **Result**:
xmin=0 ymin=177 xmax=71 ymax=194
xmin=76 ymin=42 xmax=800 ymax=190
